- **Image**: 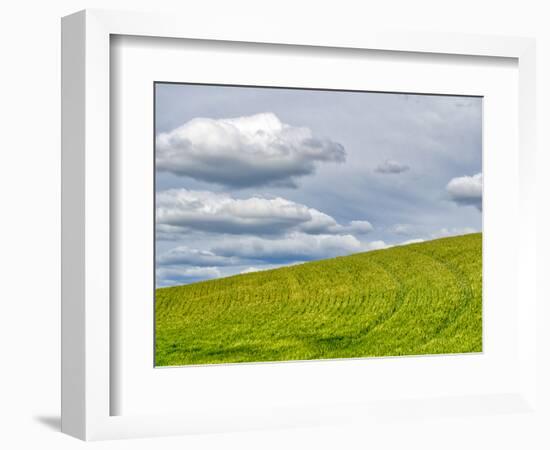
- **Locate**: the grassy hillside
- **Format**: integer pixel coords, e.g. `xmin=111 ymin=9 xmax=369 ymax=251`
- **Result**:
xmin=155 ymin=233 xmax=482 ymax=366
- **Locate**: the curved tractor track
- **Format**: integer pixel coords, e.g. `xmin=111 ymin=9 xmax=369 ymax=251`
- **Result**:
xmin=155 ymin=233 xmax=482 ymax=366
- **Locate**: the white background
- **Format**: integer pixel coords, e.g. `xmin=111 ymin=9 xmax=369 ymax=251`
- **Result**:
xmin=0 ymin=1 xmax=549 ymax=449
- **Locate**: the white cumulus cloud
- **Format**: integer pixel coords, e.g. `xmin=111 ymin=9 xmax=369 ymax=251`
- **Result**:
xmin=364 ymin=240 xmax=389 ymax=250
xmin=346 ymin=220 xmax=374 ymax=234
xmin=156 ymin=189 xmax=372 ymax=237
xmin=446 ymin=173 xmax=482 ymax=210
xmin=156 ymin=112 xmax=346 ymax=188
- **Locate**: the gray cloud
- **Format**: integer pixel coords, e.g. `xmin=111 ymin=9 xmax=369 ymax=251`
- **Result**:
xmin=156 ymin=224 xmax=190 ymax=241
xmin=375 ymin=159 xmax=410 ymax=174
xmin=346 ymin=220 xmax=374 ymax=234
xmin=211 ymin=233 xmax=365 ymax=264
xmin=446 ymin=173 xmax=482 ymax=210
xmin=212 ymin=234 xmax=387 ymax=264
xmin=156 ymin=188 xmax=373 ymax=237
xmin=157 ymin=246 xmax=239 ymax=266
xmin=156 ymin=112 xmax=346 ymax=188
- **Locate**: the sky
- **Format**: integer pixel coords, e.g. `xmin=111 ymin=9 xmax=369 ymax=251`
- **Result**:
xmin=155 ymin=83 xmax=482 ymax=287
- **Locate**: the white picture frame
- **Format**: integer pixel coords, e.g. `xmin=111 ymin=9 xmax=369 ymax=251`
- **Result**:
xmin=61 ymin=9 xmax=539 ymax=441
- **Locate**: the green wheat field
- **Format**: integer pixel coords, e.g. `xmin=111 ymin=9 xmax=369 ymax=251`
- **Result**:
xmin=155 ymin=232 xmax=482 ymax=366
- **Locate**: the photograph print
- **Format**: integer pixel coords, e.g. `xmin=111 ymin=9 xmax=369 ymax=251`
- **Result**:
xmin=154 ymin=83 xmax=482 ymax=367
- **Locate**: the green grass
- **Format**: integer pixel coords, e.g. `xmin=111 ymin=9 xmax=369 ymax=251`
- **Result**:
xmin=155 ymin=233 xmax=482 ymax=366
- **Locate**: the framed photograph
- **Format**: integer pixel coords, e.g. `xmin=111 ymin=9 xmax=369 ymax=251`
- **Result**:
xmin=62 ymin=9 xmax=540 ymax=441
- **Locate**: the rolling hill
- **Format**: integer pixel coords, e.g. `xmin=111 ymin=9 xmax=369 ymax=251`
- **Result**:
xmin=155 ymin=232 xmax=482 ymax=366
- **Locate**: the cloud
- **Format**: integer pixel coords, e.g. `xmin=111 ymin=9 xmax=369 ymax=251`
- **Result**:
xmin=211 ymin=233 xmax=366 ymax=264
xmin=375 ymin=159 xmax=410 ymax=174
xmin=398 ymin=238 xmax=424 ymax=246
xmin=156 ymin=188 xmax=373 ymax=237
xmin=156 ymin=112 xmax=346 ymax=188
xmin=240 ymin=261 xmax=305 ymax=275
xmin=446 ymin=173 xmax=482 ymax=210
xmin=365 ymin=240 xmax=388 ymax=251
xmin=431 ymin=227 xmax=478 ymax=239
xmin=157 ymin=246 xmax=238 ymax=266
xmin=156 ymin=224 xmax=190 ymax=241
xmin=346 ymin=220 xmax=374 ymax=234
xmin=388 ymin=223 xmax=415 ymax=235
xmin=240 ymin=266 xmax=264 ymax=274
xmin=156 ymin=266 xmax=221 ymax=287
